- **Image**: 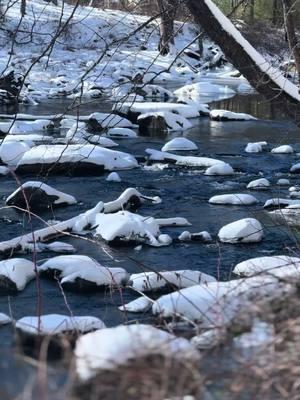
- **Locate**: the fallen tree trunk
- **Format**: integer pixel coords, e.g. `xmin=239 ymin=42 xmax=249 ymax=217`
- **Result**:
xmin=184 ymin=0 xmax=300 ymax=126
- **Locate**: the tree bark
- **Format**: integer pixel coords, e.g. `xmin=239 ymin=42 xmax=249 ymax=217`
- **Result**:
xmin=156 ymin=0 xmax=178 ymax=55
xmin=20 ymin=0 xmax=26 ymax=16
xmin=282 ymin=0 xmax=300 ymax=82
xmin=184 ymin=0 xmax=300 ymax=126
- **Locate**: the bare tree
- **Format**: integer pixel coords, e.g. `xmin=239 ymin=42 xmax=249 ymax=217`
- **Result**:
xmin=156 ymin=0 xmax=178 ymax=55
xmin=282 ymin=0 xmax=300 ymax=81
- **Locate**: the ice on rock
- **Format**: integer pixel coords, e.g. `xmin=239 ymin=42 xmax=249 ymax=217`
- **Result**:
xmin=161 ymin=137 xmax=198 ymax=152
xmin=130 ymin=270 xmax=216 ymax=292
xmin=75 ymin=324 xmax=199 ymax=380
xmin=218 ymin=218 xmax=263 ymax=244
xmin=209 ymin=193 xmax=258 ymax=205
xmin=205 ymin=163 xmax=234 ymax=176
xmin=247 ymin=178 xmax=270 ymax=190
xmin=118 ymin=296 xmax=152 ymax=313
xmin=0 ymin=258 xmax=35 ymax=294
xmin=271 ymin=145 xmax=294 ymax=154
xmin=106 ymin=172 xmax=121 ymax=182
xmin=210 ymin=110 xmax=256 ymax=121
xmin=233 ymin=255 xmax=300 ymax=277
xmin=39 ymin=255 xmax=129 ymax=290
xmin=16 ymin=314 xmax=106 ymax=336
xmin=245 ymin=142 xmax=267 ymax=153
xmin=0 ymin=142 xmax=30 ymax=166
xmin=6 ymin=181 xmax=77 ymax=209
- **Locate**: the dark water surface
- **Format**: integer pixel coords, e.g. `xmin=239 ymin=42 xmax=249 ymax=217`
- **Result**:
xmin=0 ymin=91 xmax=300 ymax=398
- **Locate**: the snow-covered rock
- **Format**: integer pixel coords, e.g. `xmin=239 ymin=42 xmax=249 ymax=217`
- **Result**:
xmin=0 ymin=258 xmax=35 ymax=294
xmin=106 ymin=128 xmax=137 ymax=138
xmin=0 ymin=141 xmax=30 ymax=166
xmin=263 ymin=198 xmax=300 ymax=209
xmin=39 ymin=255 xmax=129 ymax=291
xmin=0 ymin=119 xmax=53 ymax=135
xmin=15 ymin=144 xmax=138 ymax=174
xmin=290 ymin=163 xmax=300 ymax=173
xmin=118 ymin=296 xmax=152 ymax=313
xmin=269 ymin=205 xmax=300 ymax=226
xmin=146 ymin=148 xmax=226 ymax=168
xmin=271 ymin=145 xmax=294 ymax=154
xmin=161 ymin=138 xmax=198 ymax=152
xmin=277 ymin=178 xmax=290 ymax=185
xmin=0 ymin=313 xmax=11 ymax=326
xmin=209 ymin=193 xmax=258 ymax=205
xmin=130 ymin=270 xmax=216 ymax=292
xmin=247 ymin=178 xmax=270 ymax=190
xmin=16 ymin=314 xmax=105 ymax=335
xmin=174 ymin=82 xmax=235 ymax=102
xmin=138 ymin=111 xmax=192 ymax=132
xmin=152 ymin=275 xmax=289 ymax=325
xmin=218 ymin=218 xmax=263 ymax=244
xmin=106 ymin=172 xmax=121 ymax=182
xmin=75 ymin=324 xmax=199 ymax=380
xmin=233 ymin=255 xmax=300 ymax=277
xmin=115 ymin=101 xmax=200 ymax=119
xmin=88 ymin=112 xmax=133 ymax=129
xmin=245 ymin=142 xmax=267 ymax=153
xmin=205 ymin=163 xmax=234 ymax=176
xmin=210 ymin=110 xmax=256 ymax=121
xmin=6 ymin=181 xmax=77 ymax=210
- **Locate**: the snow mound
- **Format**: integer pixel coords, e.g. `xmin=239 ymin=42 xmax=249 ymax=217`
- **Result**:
xmin=39 ymin=255 xmax=129 ymax=290
xmin=218 ymin=218 xmax=263 ymax=243
xmin=16 ymin=314 xmax=106 ymax=336
xmin=233 ymin=255 xmax=300 ymax=277
xmin=209 ymin=193 xmax=258 ymax=205
xmin=247 ymin=178 xmax=270 ymax=189
xmin=106 ymin=172 xmax=121 ymax=182
xmin=0 ymin=120 xmax=53 ymax=135
xmin=0 ymin=142 xmax=30 ymax=166
xmin=6 ymin=181 xmax=77 ymax=209
xmin=174 ymin=82 xmax=235 ymax=102
xmin=271 ymin=145 xmax=294 ymax=154
xmin=130 ymin=270 xmax=216 ymax=292
xmin=210 ymin=110 xmax=256 ymax=121
xmin=118 ymin=296 xmax=152 ymax=313
xmin=138 ymin=111 xmax=192 ymax=132
xmin=245 ymin=142 xmax=267 ymax=153
xmin=0 ymin=258 xmax=35 ymax=293
xmin=161 ymin=137 xmax=198 ymax=152
xmin=75 ymin=324 xmax=199 ymax=380
xmin=205 ymin=163 xmax=234 ymax=176
xmin=16 ymin=145 xmax=138 ymax=173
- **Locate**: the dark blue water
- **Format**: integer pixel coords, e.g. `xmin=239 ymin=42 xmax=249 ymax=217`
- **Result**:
xmin=0 ymin=92 xmax=300 ymax=398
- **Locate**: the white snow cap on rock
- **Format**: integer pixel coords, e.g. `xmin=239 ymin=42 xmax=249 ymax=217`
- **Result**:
xmin=161 ymin=137 xmax=198 ymax=152
xmin=130 ymin=270 xmax=216 ymax=292
xmin=106 ymin=128 xmax=137 ymax=138
xmin=210 ymin=110 xmax=256 ymax=121
xmin=138 ymin=111 xmax=192 ymax=132
xmin=0 ymin=258 xmax=35 ymax=291
xmin=247 ymin=178 xmax=270 ymax=189
xmin=233 ymin=255 xmax=300 ymax=277
xmin=75 ymin=324 xmax=199 ymax=380
xmin=16 ymin=145 xmax=138 ymax=171
xmin=245 ymin=142 xmax=267 ymax=153
xmin=0 ymin=141 xmax=30 ymax=166
xmin=89 ymin=112 xmax=133 ymax=128
xmin=16 ymin=314 xmax=106 ymax=335
xmin=106 ymin=172 xmax=121 ymax=182
xmin=6 ymin=181 xmax=77 ymax=206
xmin=218 ymin=218 xmax=263 ymax=243
xmin=0 ymin=313 xmax=11 ymax=325
xmin=0 ymin=120 xmax=53 ymax=135
xmin=174 ymin=82 xmax=235 ymax=102
xmin=205 ymin=163 xmax=234 ymax=176
xmin=271 ymin=145 xmax=294 ymax=154
xmin=209 ymin=193 xmax=258 ymax=205
xmin=118 ymin=296 xmax=152 ymax=313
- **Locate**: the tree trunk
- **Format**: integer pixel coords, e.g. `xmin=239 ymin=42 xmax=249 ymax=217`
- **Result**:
xmin=184 ymin=0 xmax=300 ymax=126
xmin=156 ymin=0 xmax=178 ymax=55
xmin=20 ymin=0 xmax=26 ymax=16
xmin=248 ymin=0 xmax=255 ymax=24
xmin=282 ymin=0 xmax=300 ymax=82
xmin=272 ymin=0 xmax=281 ymax=25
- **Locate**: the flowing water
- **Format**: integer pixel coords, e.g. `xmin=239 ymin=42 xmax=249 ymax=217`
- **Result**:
xmin=0 ymin=87 xmax=299 ymax=398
